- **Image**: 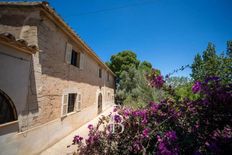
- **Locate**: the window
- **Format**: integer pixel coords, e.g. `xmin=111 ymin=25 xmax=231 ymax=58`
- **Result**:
xmin=99 ymin=68 xmax=102 ymax=78
xmin=71 ymin=50 xmax=80 ymax=67
xmin=65 ymin=42 xmax=84 ymax=69
xmin=67 ymin=93 xmax=76 ymax=113
xmin=0 ymin=89 xmax=17 ymax=125
xmin=61 ymin=92 xmax=82 ymax=116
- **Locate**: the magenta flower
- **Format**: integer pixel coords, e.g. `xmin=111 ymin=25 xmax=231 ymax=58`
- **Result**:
xmin=142 ymin=128 xmax=150 ymax=138
xmin=113 ymin=107 xmax=117 ymax=112
xmin=142 ymin=117 xmax=148 ymax=125
xmin=192 ymin=81 xmax=202 ymax=93
xmin=151 ymin=75 xmax=165 ymax=89
xmin=165 ymin=131 xmax=177 ymax=141
xmin=73 ymin=135 xmax=83 ymax=144
xmin=150 ymin=102 xmax=160 ymax=112
xmin=123 ymin=108 xmax=132 ymax=117
xmin=132 ymin=141 xmax=142 ymax=152
xmin=132 ymin=110 xmax=146 ymax=117
xmin=86 ymin=134 xmax=100 ymax=144
xmin=114 ymin=114 xmax=122 ymax=123
xmin=158 ymin=142 xmax=172 ymax=155
xmin=88 ymin=124 xmax=94 ymax=130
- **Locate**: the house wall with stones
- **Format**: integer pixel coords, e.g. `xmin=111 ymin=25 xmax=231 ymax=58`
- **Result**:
xmin=0 ymin=3 xmax=115 ymax=155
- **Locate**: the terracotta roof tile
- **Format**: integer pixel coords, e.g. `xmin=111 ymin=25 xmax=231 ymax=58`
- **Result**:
xmin=0 ymin=32 xmax=37 ymax=53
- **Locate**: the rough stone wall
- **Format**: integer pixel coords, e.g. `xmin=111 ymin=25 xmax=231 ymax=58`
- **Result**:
xmin=32 ymin=14 xmax=115 ymax=128
xmin=0 ymin=6 xmax=41 ymax=131
xmin=0 ymin=6 xmax=115 ymax=131
xmin=0 ymin=6 xmax=115 ymax=154
xmin=0 ymin=7 xmax=40 ymax=46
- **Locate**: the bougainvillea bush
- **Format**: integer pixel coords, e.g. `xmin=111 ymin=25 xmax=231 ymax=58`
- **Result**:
xmin=72 ymin=76 xmax=232 ymax=155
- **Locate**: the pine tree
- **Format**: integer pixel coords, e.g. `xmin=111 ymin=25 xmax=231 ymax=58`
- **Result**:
xmin=191 ymin=42 xmax=232 ymax=84
xmin=191 ymin=53 xmax=203 ymax=81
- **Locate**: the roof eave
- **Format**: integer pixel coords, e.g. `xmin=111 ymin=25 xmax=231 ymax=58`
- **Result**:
xmin=39 ymin=3 xmax=116 ymax=77
xmin=0 ymin=1 xmax=116 ymax=76
xmin=0 ymin=34 xmax=37 ymax=54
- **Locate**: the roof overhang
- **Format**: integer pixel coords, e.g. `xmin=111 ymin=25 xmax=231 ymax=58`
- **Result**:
xmin=0 ymin=1 xmax=116 ymax=76
xmin=39 ymin=3 xmax=116 ymax=76
xmin=0 ymin=33 xmax=37 ymax=54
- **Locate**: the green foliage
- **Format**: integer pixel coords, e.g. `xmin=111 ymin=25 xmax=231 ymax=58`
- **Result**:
xmin=191 ymin=53 xmax=204 ymax=81
xmin=116 ymin=67 xmax=166 ymax=108
xmin=174 ymin=82 xmax=200 ymax=101
xmin=106 ymin=50 xmax=140 ymax=77
xmin=73 ymin=78 xmax=232 ymax=155
xmin=139 ymin=61 xmax=152 ymax=73
xmin=191 ymin=42 xmax=232 ymax=84
xmin=166 ymin=76 xmax=199 ymax=101
xmin=106 ymin=50 xmax=157 ymax=107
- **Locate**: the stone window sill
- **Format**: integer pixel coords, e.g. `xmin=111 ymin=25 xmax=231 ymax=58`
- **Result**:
xmin=0 ymin=120 xmax=18 ymax=128
xmin=61 ymin=110 xmax=81 ymax=118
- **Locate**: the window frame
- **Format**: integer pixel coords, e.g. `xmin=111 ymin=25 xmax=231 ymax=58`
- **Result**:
xmin=99 ymin=68 xmax=102 ymax=78
xmin=0 ymin=89 xmax=17 ymax=125
xmin=67 ymin=93 xmax=77 ymax=113
xmin=65 ymin=42 xmax=84 ymax=69
xmin=61 ymin=92 xmax=82 ymax=117
xmin=70 ymin=50 xmax=77 ymax=67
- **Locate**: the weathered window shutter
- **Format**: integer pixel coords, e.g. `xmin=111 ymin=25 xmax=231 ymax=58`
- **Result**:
xmin=80 ymin=52 xmax=85 ymax=69
xmin=65 ymin=42 xmax=72 ymax=64
xmin=75 ymin=93 xmax=81 ymax=111
xmin=61 ymin=94 xmax=68 ymax=116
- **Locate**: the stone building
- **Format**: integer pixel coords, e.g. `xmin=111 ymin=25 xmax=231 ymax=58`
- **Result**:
xmin=0 ymin=2 xmax=115 ymax=154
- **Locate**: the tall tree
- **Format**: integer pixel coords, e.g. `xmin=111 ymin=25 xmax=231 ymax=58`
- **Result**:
xmin=106 ymin=50 xmax=140 ymax=77
xmin=202 ymin=42 xmax=216 ymax=61
xmin=116 ymin=67 xmax=165 ymax=107
xmin=106 ymin=50 xmax=158 ymax=106
xmin=191 ymin=42 xmax=232 ymax=84
xmin=139 ymin=61 xmax=152 ymax=73
xmin=191 ymin=53 xmax=203 ymax=81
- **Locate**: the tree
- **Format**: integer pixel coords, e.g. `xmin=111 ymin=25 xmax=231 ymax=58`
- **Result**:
xmin=106 ymin=50 xmax=158 ymax=106
xmin=191 ymin=53 xmax=204 ymax=81
xmin=191 ymin=42 xmax=232 ymax=84
xmin=165 ymin=76 xmax=199 ymax=101
xmin=73 ymin=77 xmax=232 ymax=155
xmin=202 ymin=42 xmax=216 ymax=61
xmin=116 ymin=67 xmax=166 ymax=108
xmin=166 ymin=76 xmax=191 ymax=89
xmin=106 ymin=50 xmax=140 ymax=77
xmin=139 ymin=61 xmax=152 ymax=73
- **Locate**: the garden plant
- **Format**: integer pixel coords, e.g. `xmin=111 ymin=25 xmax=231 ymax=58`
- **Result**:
xmin=71 ymin=73 xmax=232 ymax=155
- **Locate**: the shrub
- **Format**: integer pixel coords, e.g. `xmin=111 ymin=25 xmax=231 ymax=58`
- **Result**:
xmin=71 ymin=76 xmax=232 ymax=155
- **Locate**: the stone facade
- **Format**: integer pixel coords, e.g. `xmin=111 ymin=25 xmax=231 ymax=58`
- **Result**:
xmin=0 ymin=2 xmax=115 ymax=154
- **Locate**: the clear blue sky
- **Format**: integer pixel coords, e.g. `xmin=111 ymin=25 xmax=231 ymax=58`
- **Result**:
xmin=13 ymin=0 xmax=232 ymax=76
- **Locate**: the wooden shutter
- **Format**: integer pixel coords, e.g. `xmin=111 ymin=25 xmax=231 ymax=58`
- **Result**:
xmin=80 ymin=52 xmax=85 ymax=69
xmin=61 ymin=94 xmax=68 ymax=116
xmin=65 ymin=42 xmax=72 ymax=64
xmin=75 ymin=93 xmax=81 ymax=111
